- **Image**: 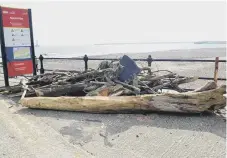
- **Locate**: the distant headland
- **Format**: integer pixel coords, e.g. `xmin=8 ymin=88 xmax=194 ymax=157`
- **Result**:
xmin=194 ymin=41 xmax=226 ymax=44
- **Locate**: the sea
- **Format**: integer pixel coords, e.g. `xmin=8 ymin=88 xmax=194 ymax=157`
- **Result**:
xmin=34 ymin=42 xmax=226 ymax=58
xmin=0 ymin=42 xmax=226 ymax=59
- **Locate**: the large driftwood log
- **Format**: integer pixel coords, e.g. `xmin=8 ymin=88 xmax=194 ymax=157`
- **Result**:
xmin=20 ymin=85 xmax=226 ymax=113
xmin=35 ymin=83 xmax=86 ymax=97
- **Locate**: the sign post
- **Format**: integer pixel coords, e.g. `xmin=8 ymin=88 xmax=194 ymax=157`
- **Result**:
xmin=0 ymin=6 xmax=36 ymax=87
xmin=28 ymin=9 xmax=37 ymax=76
xmin=0 ymin=7 xmax=9 ymax=86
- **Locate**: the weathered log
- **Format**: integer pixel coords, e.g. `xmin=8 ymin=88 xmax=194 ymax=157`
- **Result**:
xmin=104 ymin=75 xmax=115 ymax=85
xmin=27 ymin=74 xmax=55 ymax=86
xmin=0 ymin=86 xmax=7 ymax=92
xmin=52 ymin=69 xmax=81 ymax=73
xmin=0 ymin=84 xmax=33 ymax=95
xmin=170 ymin=85 xmax=188 ymax=92
xmin=176 ymin=76 xmax=199 ymax=85
xmin=86 ymin=84 xmax=124 ymax=96
xmin=140 ymin=73 xmax=176 ymax=81
xmin=110 ymin=90 xmax=124 ymax=96
xmin=20 ymin=85 xmax=226 ymax=113
xmin=84 ymin=85 xmax=101 ymax=92
xmin=7 ymin=85 xmax=22 ymax=93
xmin=66 ymin=68 xmax=115 ymax=82
xmin=151 ymin=76 xmax=198 ymax=91
xmin=114 ymin=80 xmax=140 ymax=94
xmin=28 ymin=72 xmax=69 ymax=86
xmin=89 ymin=81 xmax=108 ymax=85
xmin=35 ymin=83 xmax=86 ymax=97
xmin=138 ymin=80 xmax=156 ymax=94
xmin=6 ymin=91 xmax=36 ymax=98
xmin=194 ymin=81 xmax=217 ymax=92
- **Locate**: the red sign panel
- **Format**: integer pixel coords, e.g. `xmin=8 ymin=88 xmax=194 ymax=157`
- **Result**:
xmin=7 ymin=60 xmax=33 ymax=77
xmin=1 ymin=7 xmax=29 ymax=28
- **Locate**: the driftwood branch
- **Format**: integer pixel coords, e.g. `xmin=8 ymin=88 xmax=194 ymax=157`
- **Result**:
xmin=66 ymin=68 xmax=115 ymax=82
xmin=114 ymin=80 xmax=140 ymax=94
xmin=194 ymin=81 xmax=217 ymax=92
xmin=151 ymin=76 xmax=198 ymax=91
xmin=140 ymin=73 xmax=176 ymax=81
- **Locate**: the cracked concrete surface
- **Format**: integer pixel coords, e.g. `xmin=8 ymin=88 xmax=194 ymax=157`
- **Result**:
xmin=0 ymin=100 xmax=92 ymax=158
xmin=0 ymin=98 xmax=226 ymax=158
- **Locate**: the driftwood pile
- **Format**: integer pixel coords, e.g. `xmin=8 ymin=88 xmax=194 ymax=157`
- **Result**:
xmin=1 ymin=62 xmax=197 ymax=98
xmin=0 ymin=56 xmax=226 ymax=114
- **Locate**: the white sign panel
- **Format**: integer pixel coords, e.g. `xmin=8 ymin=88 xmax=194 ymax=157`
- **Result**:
xmin=3 ymin=27 xmax=31 ymax=47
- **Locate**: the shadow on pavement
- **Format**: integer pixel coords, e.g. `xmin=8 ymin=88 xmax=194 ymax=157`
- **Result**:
xmin=16 ymin=107 xmax=226 ymax=139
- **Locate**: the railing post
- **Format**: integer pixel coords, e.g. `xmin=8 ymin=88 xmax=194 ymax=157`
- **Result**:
xmin=83 ymin=54 xmax=88 ymax=71
xmin=214 ymin=57 xmax=219 ymax=86
xmin=147 ymin=55 xmax=152 ymax=67
xmin=39 ymin=54 xmax=44 ymax=74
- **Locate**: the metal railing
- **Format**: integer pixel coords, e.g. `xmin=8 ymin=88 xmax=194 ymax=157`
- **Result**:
xmin=43 ymin=57 xmax=226 ymax=62
xmin=37 ymin=54 xmax=226 ymax=82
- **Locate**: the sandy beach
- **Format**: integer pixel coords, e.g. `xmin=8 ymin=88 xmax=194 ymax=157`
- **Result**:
xmin=35 ymin=48 xmax=227 ymax=89
xmin=0 ymin=48 xmax=226 ymax=88
xmin=0 ymin=47 xmax=226 ymax=158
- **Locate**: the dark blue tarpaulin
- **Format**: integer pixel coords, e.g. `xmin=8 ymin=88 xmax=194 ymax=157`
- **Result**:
xmin=119 ymin=55 xmax=141 ymax=82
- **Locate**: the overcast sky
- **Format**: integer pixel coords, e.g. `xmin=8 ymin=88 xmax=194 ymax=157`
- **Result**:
xmin=1 ymin=1 xmax=226 ymax=46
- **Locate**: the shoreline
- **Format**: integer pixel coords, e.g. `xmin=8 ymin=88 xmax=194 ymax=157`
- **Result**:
xmin=44 ymin=47 xmax=226 ymax=58
xmin=0 ymin=47 xmax=226 ymax=60
xmin=86 ymin=47 xmax=226 ymax=59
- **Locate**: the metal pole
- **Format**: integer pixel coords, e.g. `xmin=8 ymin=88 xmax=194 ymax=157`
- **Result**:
xmin=28 ymin=9 xmax=37 ymax=75
xmin=0 ymin=7 xmax=9 ymax=86
xmin=83 ymin=54 xmax=88 ymax=71
xmin=214 ymin=57 xmax=219 ymax=86
xmin=147 ymin=55 xmax=152 ymax=67
xmin=39 ymin=55 xmax=44 ymax=74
